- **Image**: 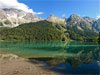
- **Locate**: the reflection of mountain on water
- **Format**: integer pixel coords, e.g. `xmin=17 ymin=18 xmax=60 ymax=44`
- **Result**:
xmin=29 ymin=46 xmax=100 ymax=67
xmin=0 ymin=41 xmax=99 ymax=74
xmin=28 ymin=42 xmax=100 ymax=67
xmin=66 ymin=48 xmax=100 ymax=67
xmin=64 ymin=45 xmax=100 ymax=67
xmin=28 ymin=45 xmax=100 ymax=74
xmin=0 ymin=41 xmax=100 ymax=66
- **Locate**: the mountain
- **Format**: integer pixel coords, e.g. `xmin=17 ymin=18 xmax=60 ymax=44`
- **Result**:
xmin=0 ymin=20 xmax=98 ymax=41
xmin=97 ymin=18 xmax=100 ymax=23
xmin=83 ymin=17 xmax=100 ymax=32
xmin=0 ymin=8 xmax=42 ymax=27
xmin=0 ymin=20 xmax=67 ymax=41
xmin=83 ymin=17 xmax=96 ymax=25
xmin=47 ymin=14 xmax=66 ymax=25
xmin=66 ymin=14 xmax=99 ymax=40
xmin=66 ymin=14 xmax=100 ymax=32
xmin=67 ymin=14 xmax=91 ymax=29
xmin=0 ymin=8 xmax=7 ymax=20
xmin=0 ymin=8 xmax=99 ymax=32
xmin=0 ymin=9 xmax=99 ymax=41
xmin=92 ymin=18 xmax=100 ymax=31
xmin=0 ymin=8 xmax=8 ymax=26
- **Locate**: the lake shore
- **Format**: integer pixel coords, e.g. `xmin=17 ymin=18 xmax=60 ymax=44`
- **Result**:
xmin=0 ymin=54 xmax=60 ymax=75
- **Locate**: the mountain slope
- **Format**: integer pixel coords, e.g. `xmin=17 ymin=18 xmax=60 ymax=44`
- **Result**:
xmin=0 ymin=20 xmax=98 ymax=41
xmin=66 ymin=25 xmax=98 ymax=40
xmin=47 ymin=14 xmax=66 ymax=25
xmin=0 ymin=8 xmax=42 ymax=27
xmin=83 ymin=17 xmax=96 ymax=25
xmin=66 ymin=14 xmax=98 ymax=40
xmin=0 ymin=8 xmax=8 ymax=26
xmin=67 ymin=14 xmax=91 ymax=29
xmin=92 ymin=18 xmax=100 ymax=31
xmin=0 ymin=10 xmax=99 ymax=41
xmin=0 ymin=20 xmax=67 ymax=41
xmin=0 ymin=8 xmax=99 ymax=32
xmin=0 ymin=8 xmax=7 ymax=20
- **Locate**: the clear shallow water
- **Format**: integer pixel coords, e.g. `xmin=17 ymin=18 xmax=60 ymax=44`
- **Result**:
xmin=0 ymin=41 xmax=100 ymax=74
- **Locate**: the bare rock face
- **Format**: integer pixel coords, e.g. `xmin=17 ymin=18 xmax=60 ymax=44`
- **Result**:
xmin=0 ymin=8 xmax=7 ymax=20
xmin=83 ymin=17 xmax=97 ymax=25
xmin=97 ymin=18 xmax=100 ymax=23
xmin=67 ymin=14 xmax=91 ymax=29
xmin=47 ymin=14 xmax=66 ymax=25
xmin=0 ymin=8 xmax=43 ymax=27
xmin=92 ymin=18 xmax=100 ymax=31
xmin=0 ymin=8 xmax=99 ymax=32
xmin=23 ymin=13 xmax=43 ymax=22
xmin=0 ymin=8 xmax=8 ymax=26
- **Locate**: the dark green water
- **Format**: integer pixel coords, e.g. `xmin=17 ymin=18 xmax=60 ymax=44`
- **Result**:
xmin=0 ymin=41 xmax=100 ymax=74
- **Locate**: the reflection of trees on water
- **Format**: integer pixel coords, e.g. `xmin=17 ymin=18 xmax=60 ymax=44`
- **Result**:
xmin=39 ymin=46 xmax=100 ymax=67
xmin=66 ymin=47 xmax=100 ymax=67
xmin=0 ymin=41 xmax=68 ymax=49
xmin=0 ymin=41 xmax=100 ymax=67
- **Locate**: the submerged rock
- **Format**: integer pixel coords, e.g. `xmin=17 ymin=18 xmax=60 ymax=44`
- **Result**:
xmin=0 ymin=53 xmax=19 ymax=60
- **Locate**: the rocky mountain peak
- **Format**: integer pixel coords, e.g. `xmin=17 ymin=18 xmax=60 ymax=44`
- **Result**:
xmin=68 ymin=14 xmax=82 ymax=21
xmin=49 ymin=14 xmax=56 ymax=17
xmin=83 ymin=16 xmax=97 ymax=24
xmin=70 ymin=14 xmax=80 ymax=17
xmin=67 ymin=14 xmax=91 ymax=29
xmin=47 ymin=14 xmax=66 ymax=24
xmin=0 ymin=8 xmax=7 ymax=20
xmin=97 ymin=18 xmax=100 ymax=23
xmin=3 ymin=8 xmax=26 ymax=17
xmin=0 ymin=9 xmax=99 ymax=32
xmin=0 ymin=8 xmax=43 ymax=27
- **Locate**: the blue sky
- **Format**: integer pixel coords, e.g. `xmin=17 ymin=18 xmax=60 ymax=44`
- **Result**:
xmin=18 ymin=0 xmax=100 ymax=19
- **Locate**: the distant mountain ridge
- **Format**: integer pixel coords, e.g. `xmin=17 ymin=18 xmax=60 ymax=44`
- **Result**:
xmin=0 ymin=8 xmax=43 ymax=27
xmin=67 ymin=14 xmax=100 ymax=32
xmin=0 ymin=8 xmax=100 ymax=32
xmin=67 ymin=14 xmax=91 ymax=29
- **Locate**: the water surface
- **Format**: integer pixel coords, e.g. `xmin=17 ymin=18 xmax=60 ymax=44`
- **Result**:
xmin=0 ymin=41 xmax=100 ymax=74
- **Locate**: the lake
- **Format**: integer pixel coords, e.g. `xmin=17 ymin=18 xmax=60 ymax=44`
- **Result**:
xmin=0 ymin=41 xmax=100 ymax=74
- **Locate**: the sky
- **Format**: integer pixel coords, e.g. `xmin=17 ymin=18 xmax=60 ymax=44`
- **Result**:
xmin=0 ymin=0 xmax=100 ymax=19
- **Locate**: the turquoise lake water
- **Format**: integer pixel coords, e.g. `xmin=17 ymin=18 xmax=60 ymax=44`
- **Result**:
xmin=0 ymin=41 xmax=100 ymax=74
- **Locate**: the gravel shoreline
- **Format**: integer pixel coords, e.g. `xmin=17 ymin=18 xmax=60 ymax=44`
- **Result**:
xmin=0 ymin=54 xmax=60 ymax=75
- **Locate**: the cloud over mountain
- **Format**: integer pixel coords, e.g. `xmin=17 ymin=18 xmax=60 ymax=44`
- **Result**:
xmin=0 ymin=0 xmax=43 ymax=15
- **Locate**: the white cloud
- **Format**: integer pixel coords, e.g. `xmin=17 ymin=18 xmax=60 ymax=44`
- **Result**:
xmin=97 ymin=14 xmax=100 ymax=19
xmin=0 ymin=0 xmax=43 ymax=15
xmin=62 ymin=14 xmax=66 ymax=17
xmin=34 ymin=12 xmax=44 ymax=15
